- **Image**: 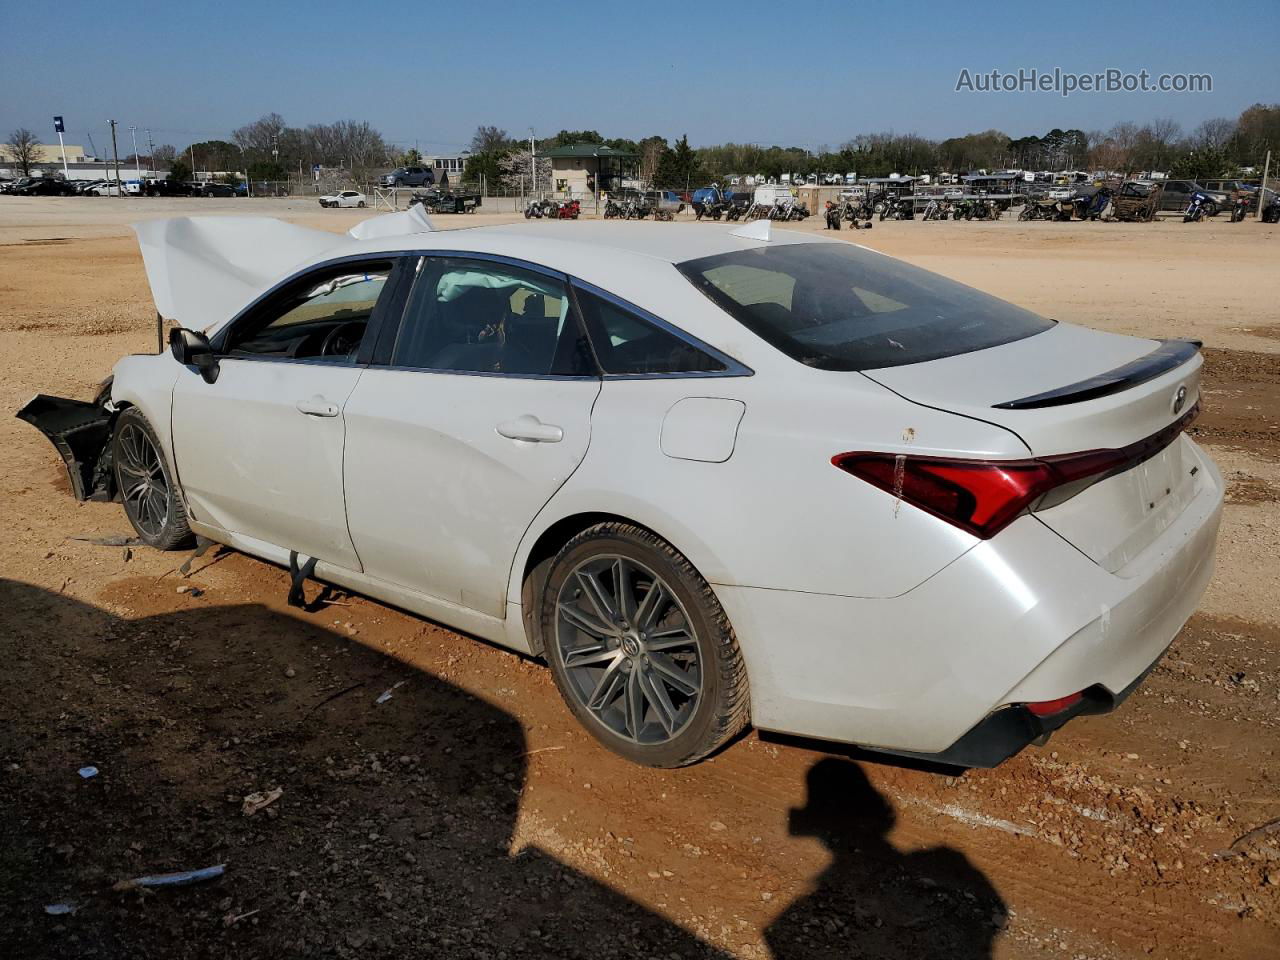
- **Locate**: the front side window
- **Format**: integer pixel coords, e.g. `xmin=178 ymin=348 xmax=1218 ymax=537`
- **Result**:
xmin=392 ymin=258 xmax=593 ymax=377
xmin=676 ymin=242 xmax=1053 ymax=371
xmin=224 ymin=261 xmax=392 ymax=361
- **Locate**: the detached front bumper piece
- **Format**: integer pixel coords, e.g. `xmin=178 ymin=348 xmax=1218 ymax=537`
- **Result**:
xmin=17 ymin=394 xmax=116 ymax=501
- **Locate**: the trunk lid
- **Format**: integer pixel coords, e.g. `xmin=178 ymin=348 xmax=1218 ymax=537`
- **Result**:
xmin=862 ymin=324 xmax=1204 ymax=571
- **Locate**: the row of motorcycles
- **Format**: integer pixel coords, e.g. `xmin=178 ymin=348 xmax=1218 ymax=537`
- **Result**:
xmin=920 ymin=197 xmax=1004 ymax=221
xmin=524 ymin=198 xmax=581 ymax=219
xmin=602 ymin=196 xmax=675 ymax=220
xmin=1018 ymin=188 xmax=1112 ymax=222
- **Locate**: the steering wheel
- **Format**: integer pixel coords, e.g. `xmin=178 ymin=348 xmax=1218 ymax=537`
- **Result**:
xmin=320 ymin=320 xmax=365 ymax=358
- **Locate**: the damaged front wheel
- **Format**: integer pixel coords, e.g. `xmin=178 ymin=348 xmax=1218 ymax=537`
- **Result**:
xmin=113 ymin=408 xmax=193 ymax=551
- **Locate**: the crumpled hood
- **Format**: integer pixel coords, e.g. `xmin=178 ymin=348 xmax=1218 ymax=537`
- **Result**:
xmin=131 ymin=206 xmax=435 ymax=333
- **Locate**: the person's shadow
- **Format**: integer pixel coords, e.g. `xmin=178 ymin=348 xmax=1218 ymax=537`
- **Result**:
xmin=765 ymin=758 xmax=1007 ymax=959
xmin=0 ymin=578 xmax=733 ymax=959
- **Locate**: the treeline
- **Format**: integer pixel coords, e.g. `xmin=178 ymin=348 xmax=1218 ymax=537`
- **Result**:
xmin=155 ymin=102 xmax=1279 ymax=188
xmin=695 ymin=104 xmax=1278 ymax=180
xmin=464 ymin=105 xmax=1279 ymax=191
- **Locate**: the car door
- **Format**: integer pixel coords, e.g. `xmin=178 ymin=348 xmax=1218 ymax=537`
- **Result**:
xmin=342 ymin=254 xmax=600 ymax=618
xmin=171 ymin=256 xmax=408 ymax=570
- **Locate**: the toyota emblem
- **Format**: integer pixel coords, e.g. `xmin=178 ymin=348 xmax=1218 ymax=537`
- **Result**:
xmin=1172 ymin=385 xmax=1188 ymax=415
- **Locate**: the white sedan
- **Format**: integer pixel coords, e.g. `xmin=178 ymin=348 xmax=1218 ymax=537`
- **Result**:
xmin=319 ymin=190 xmax=366 ymax=208
xmin=19 ymin=210 xmax=1223 ymax=768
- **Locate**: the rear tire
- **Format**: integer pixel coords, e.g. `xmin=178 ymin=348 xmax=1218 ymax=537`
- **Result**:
xmin=112 ymin=408 xmax=194 ymax=551
xmin=541 ymin=522 xmax=749 ymax=767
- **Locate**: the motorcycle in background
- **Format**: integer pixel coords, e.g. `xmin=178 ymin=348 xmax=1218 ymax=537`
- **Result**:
xmin=1183 ymin=190 xmax=1214 ymax=222
xmin=1229 ymin=192 xmax=1254 ymax=222
xmin=922 ymin=198 xmax=951 ymax=221
xmin=878 ymin=196 xmax=915 ymax=220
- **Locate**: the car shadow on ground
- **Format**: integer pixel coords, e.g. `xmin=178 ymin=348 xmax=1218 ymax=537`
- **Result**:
xmin=0 ymin=578 xmax=1004 ymax=958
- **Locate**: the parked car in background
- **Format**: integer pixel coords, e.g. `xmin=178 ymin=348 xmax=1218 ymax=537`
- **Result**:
xmin=1160 ymin=179 xmax=1228 ymax=215
xmin=193 ymin=182 xmax=238 ymax=198
xmin=14 ymin=177 xmax=76 ymax=196
xmin=319 ymin=190 xmax=366 ymax=208
xmin=380 ymin=166 xmax=434 ymax=188
xmin=1202 ymin=179 xmax=1255 ymax=196
xmin=88 ymin=181 xmax=128 ymax=197
xmin=143 ymin=179 xmax=195 ymax=197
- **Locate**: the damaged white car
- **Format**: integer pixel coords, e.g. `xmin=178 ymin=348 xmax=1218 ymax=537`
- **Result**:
xmin=18 ymin=210 xmax=1223 ymax=768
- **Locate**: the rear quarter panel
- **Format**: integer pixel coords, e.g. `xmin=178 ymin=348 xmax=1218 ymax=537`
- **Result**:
xmin=512 ymin=371 xmax=1031 ymax=604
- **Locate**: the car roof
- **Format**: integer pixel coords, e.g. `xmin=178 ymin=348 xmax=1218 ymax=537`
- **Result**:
xmin=342 ymin=220 xmax=832 ymax=267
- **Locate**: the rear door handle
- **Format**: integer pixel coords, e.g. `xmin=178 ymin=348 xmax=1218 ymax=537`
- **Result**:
xmin=296 ymin=397 xmax=340 ymax=418
xmin=496 ymin=415 xmax=563 ymax=443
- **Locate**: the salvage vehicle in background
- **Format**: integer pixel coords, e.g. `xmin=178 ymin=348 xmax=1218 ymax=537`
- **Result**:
xmin=380 ymin=166 xmax=434 ymax=188
xmin=319 ymin=190 xmax=366 ymax=208
xmin=19 ymin=212 xmax=1223 ymax=770
xmin=411 ymin=188 xmax=481 ymax=214
xmin=1160 ymin=179 xmax=1227 ymax=217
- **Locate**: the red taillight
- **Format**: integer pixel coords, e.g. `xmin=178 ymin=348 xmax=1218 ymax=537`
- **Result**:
xmin=1025 ymin=692 xmax=1084 ymax=716
xmin=833 ymin=405 xmax=1199 ymax=539
xmin=831 ymin=453 xmax=1056 ymax=538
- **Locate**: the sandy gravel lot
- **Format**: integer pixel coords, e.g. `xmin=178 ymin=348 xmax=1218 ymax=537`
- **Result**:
xmin=1 ymin=197 xmax=1277 ymax=959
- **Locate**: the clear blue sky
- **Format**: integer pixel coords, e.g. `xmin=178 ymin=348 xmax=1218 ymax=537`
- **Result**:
xmin=3 ymin=0 xmax=1277 ymax=153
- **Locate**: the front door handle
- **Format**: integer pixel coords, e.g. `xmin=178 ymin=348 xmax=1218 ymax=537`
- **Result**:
xmin=296 ymin=397 xmax=340 ymax=418
xmin=496 ymin=415 xmax=563 ymax=443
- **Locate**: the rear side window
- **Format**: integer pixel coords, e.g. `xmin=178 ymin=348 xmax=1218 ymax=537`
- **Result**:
xmin=676 ymin=242 xmax=1053 ymax=370
xmin=574 ymin=288 xmax=726 ymax=375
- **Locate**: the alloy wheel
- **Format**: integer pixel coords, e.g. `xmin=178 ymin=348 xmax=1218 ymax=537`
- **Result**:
xmin=555 ymin=555 xmax=703 ymax=745
xmin=116 ymin=422 xmax=169 ymax=538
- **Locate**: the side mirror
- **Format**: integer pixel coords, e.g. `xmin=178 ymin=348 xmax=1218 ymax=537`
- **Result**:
xmin=169 ymin=328 xmax=220 ymax=384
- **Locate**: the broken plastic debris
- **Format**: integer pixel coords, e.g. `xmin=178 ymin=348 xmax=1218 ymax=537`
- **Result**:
xmin=241 ymin=787 xmax=284 ymax=817
xmin=69 ymin=534 xmax=143 ymax=547
xmin=78 ymin=766 xmax=98 ymax=779
xmin=375 ymin=680 xmax=407 ymax=705
xmin=112 ymin=863 xmax=226 ymax=892
xmin=44 ymin=903 xmax=77 ymax=915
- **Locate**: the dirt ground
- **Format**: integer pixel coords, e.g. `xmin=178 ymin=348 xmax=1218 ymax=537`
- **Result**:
xmin=1 ymin=197 xmax=1277 ymax=959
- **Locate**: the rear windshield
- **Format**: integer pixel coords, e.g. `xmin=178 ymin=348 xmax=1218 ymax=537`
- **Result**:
xmin=676 ymin=242 xmax=1054 ymax=370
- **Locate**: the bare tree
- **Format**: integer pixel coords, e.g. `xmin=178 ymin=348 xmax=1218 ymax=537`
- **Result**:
xmin=232 ymin=112 xmax=288 ymax=156
xmin=5 ymin=127 xmax=40 ymax=176
xmin=469 ymin=125 xmax=509 ymax=154
xmin=153 ymin=144 xmax=177 ymax=165
xmin=1192 ymin=117 xmax=1237 ymax=151
xmin=1149 ymin=117 xmax=1182 ymax=147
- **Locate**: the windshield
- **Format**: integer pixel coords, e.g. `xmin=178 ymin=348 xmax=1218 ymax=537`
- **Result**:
xmin=676 ymin=242 xmax=1054 ymax=371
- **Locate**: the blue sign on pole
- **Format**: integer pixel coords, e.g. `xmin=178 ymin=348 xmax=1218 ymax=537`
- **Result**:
xmin=53 ymin=116 xmax=65 ymax=134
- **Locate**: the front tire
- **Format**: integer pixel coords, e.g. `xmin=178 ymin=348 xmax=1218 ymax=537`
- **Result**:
xmin=541 ymin=522 xmax=749 ymax=767
xmin=112 ymin=408 xmax=193 ymax=551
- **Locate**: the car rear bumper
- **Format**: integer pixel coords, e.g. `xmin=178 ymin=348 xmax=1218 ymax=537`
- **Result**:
xmin=715 ymin=440 xmax=1223 ymax=764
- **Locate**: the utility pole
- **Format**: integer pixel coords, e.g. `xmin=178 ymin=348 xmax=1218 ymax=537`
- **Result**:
xmin=529 ymin=127 xmax=536 ymax=198
xmin=109 ymin=120 xmax=122 ymax=198
xmin=1258 ymin=150 xmax=1272 ymax=221
xmin=237 ymin=144 xmax=251 ymax=198
xmin=190 ymin=144 xmax=197 ymax=183
xmin=146 ymin=129 xmax=155 ymax=174
xmin=130 ymin=125 xmax=140 ymax=179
